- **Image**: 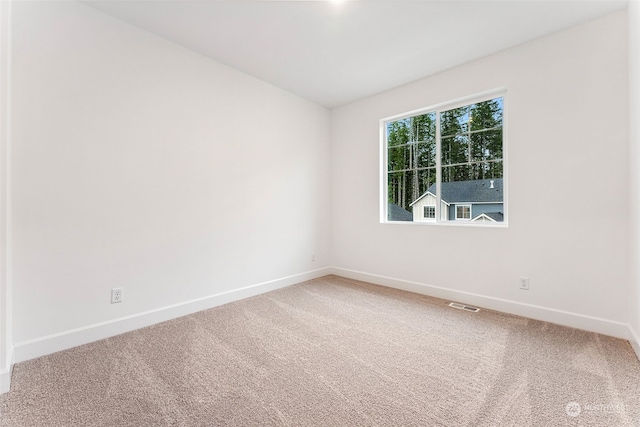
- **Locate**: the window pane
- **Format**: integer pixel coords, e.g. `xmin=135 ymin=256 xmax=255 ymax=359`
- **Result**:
xmin=439 ymin=177 xmax=503 ymax=222
xmin=411 ymin=112 xmax=436 ymax=143
xmin=388 ymin=143 xmax=437 ymax=172
xmin=441 ymin=106 xmax=470 ymax=137
xmin=416 ymin=168 xmax=436 ymax=198
xmin=387 ymin=168 xmax=437 ymax=220
xmin=416 ymin=141 xmax=436 ymax=168
xmin=423 ymin=206 xmax=435 ymax=219
xmin=442 ymin=162 xmax=503 ymax=182
xmin=387 ymin=113 xmax=436 ymax=145
xmin=470 ymin=129 xmax=502 ymax=162
xmin=439 ymin=96 xmax=504 ymax=223
xmin=470 ymin=98 xmax=503 ymax=131
xmin=441 ymin=135 xmax=469 ymax=166
xmin=472 ymin=160 xmax=503 ymax=181
xmin=388 ymin=113 xmax=437 ymax=172
xmin=388 ymin=170 xmax=420 ymax=214
xmin=388 ymin=171 xmax=411 ymax=212
xmin=442 ymin=164 xmax=472 ymax=183
xmin=456 ymin=205 xmax=471 ymax=219
xmin=387 ymin=118 xmax=411 ymax=146
xmin=388 ymin=145 xmax=409 ymax=172
xmin=386 ymin=112 xmax=437 ymax=221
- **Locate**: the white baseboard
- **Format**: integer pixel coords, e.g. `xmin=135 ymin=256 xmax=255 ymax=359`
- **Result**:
xmin=8 ymin=266 xmax=638 ymax=385
xmin=0 ymin=347 xmax=13 ymax=394
xmin=330 ymin=267 xmax=631 ymax=340
xmin=13 ymin=267 xmax=332 ymax=365
xmin=629 ymin=325 xmax=640 ymax=362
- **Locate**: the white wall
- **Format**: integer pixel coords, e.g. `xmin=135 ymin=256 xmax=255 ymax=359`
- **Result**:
xmin=629 ymin=0 xmax=640 ymax=357
xmin=0 ymin=0 xmax=13 ymax=393
xmin=3 ymin=1 xmax=636 ymax=386
xmin=331 ymin=11 xmax=630 ymax=337
xmin=10 ymin=1 xmax=331 ymax=358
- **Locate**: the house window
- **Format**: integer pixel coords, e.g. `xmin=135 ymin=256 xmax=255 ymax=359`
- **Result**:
xmin=456 ymin=205 xmax=471 ymax=220
xmin=382 ymin=90 xmax=506 ymax=225
xmin=423 ymin=206 xmax=435 ymax=219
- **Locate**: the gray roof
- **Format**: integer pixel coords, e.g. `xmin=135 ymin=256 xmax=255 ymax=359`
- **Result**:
xmin=420 ymin=178 xmax=503 ymax=204
xmin=388 ymin=202 xmax=413 ymax=221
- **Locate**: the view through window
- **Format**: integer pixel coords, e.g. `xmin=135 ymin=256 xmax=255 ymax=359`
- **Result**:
xmin=384 ymin=95 xmax=505 ymax=224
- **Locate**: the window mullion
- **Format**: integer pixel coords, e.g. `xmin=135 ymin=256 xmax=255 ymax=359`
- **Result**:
xmin=435 ymin=111 xmax=442 ymax=222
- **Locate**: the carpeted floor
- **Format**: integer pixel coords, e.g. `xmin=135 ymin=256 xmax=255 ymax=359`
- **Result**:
xmin=1 ymin=275 xmax=639 ymax=426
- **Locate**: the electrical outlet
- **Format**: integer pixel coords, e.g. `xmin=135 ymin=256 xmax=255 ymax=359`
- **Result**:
xmin=519 ymin=277 xmax=529 ymax=290
xmin=312 ymin=253 xmax=316 ymax=262
xmin=111 ymin=287 xmax=123 ymax=304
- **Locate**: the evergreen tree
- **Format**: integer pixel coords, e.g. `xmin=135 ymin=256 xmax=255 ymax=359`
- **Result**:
xmin=386 ymin=113 xmax=436 ymax=212
xmin=440 ymin=106 xmax=468 ymax=182
xmin=469 ymin=98 xmax=503 ymax=180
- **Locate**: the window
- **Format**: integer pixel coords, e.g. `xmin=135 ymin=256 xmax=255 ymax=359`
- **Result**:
xmin=423 ymin=206 xmax=435 ymax=219
xmin=456 ymin=205 xmax=471 ymax=220
xmin=383 ymin=91 xmax=506 ymax=225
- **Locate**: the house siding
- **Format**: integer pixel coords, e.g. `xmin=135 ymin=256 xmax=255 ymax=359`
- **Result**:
xmin=472 ymin=203 xmax=503 ymax=219
xmin=447 ymin=203 xmax=503 ymax=221
xmin=411 ymin=193 xmax=448 ymax=222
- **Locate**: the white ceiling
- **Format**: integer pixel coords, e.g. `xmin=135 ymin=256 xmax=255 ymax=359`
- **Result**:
xmin=85 ymin=0 xmax=628 ymax=108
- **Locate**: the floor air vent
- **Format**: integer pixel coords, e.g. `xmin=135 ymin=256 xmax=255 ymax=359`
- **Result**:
xmin=448 ymin=302 xmax=480 ymax=312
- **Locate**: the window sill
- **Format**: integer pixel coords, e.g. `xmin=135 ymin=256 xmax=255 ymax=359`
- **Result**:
xmin=383 ymin=220 xmax=508 ymax=228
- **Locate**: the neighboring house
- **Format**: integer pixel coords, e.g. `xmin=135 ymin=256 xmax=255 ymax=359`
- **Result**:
xmin=388 ymin=202 xmax=413 ymax=221
xmin=410 ymin=178 xmax=504 ymax=222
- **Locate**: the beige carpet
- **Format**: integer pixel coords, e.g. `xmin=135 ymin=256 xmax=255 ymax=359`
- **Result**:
xmin=1 ymin=275 xmax=639 ymax=426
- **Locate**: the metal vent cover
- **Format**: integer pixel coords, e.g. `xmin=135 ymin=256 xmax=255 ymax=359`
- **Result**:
xmin=448 ymin=302 xmax=480 ymax=312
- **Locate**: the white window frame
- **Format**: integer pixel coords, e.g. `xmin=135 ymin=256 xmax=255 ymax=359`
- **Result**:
xmin=455 ymin=205 xmax=471 ymax=220
xmin=380 ymin=87 xmax=508 ymax=227
xmin=423 ymin=205 xmax=435 ymax=219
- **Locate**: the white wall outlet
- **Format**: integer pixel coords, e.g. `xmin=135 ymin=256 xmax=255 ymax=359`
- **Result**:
xmin=111 ymin=287 xmax=123 ymax=303
xmin=519 ymin=277 xmax=529 ymax=290
xmin=312 ymin=252 xmax=316 ymax=262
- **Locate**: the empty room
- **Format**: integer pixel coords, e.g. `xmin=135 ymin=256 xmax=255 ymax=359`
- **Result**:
xmin=1 ymin=0 xmax=640 ymax=425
